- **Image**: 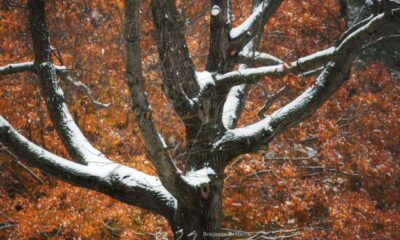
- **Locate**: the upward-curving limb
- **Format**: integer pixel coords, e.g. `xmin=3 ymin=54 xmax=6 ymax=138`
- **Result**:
xmin=28 ymin=0 xmax=110 ymax=165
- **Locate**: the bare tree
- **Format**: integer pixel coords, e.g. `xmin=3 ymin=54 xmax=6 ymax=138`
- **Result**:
xmin=1 ymin=0 xmax=399 ymax=239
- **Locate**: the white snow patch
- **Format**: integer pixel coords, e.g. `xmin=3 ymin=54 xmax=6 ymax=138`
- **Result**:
xmin=215 ymin=65 xmax=281 ymax=83
xmin=39 ymin=61 xmax=52 ymax=68
xmin=214 ymin=116 xmax=272 ymax=149
xmin=230 ymin=116 xmax=272 ymax=138
xmin=296 ymin=47 xmax=335 ymax=66
xmin=211 ymin=5 xmax=221 ymax=16
xmin=182 ymin=167 xmax=215 ymax=187
xmin=222 ymin=85 xmax=245 ymax=129
xmin=112 ymin=165 xmax=177 ymax=208
xmin=230 ymin=2 xmax=266 ymax=39
xmin=158 ymin=132 xmax=168 ymax=148
xmin=195 ymin=71 xmax=215 ymax=90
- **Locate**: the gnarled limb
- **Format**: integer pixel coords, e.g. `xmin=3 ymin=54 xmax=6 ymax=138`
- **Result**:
xmin=0 ymin=116 xmax=176 ymax=219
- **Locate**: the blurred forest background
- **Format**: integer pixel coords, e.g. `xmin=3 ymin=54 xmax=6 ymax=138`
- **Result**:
xmin=0 ymin=0 xmax=399 ymax=239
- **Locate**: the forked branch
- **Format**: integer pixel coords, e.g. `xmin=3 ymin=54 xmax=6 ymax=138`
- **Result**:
xmin=125 ymin=0 xmax=199 ymax=205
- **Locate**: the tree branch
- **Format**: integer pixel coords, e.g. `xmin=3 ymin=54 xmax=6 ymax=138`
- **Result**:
xmin=0 ymin=116 xmax=176 ymax=219
xmin=257 ymin=86 xmax=287 ymax=119
xmin=0 ymin=62 xmax=35 ymax=75
xmin=212 ymin=11 xmax=392 ymax=89
xmin=206 ymin=0 xmax=233 ymax=72
xmin=214 ymin=12 xmax=396 ymax=159
xmin=0 ymin=145 xmax=45 ymax=184
xmin=0 ymin=61 xmax=108 ymax=108
xmin=214 ymin=46 xmax=336 ymax=88
xmin=222 ymin=84 xmax=249 ymax=129
xmin=237 ymin=50 xmax=284 ymax=66
xmin=28 ymin=0 xmax=110 ymax=165
xmin=150 ymin=0 xmax=202 ymax=131
xmin=229 ymin=0 xmax=283 ymax=50
xmin=125 ymin=0 xmax=199 ymax=206
xmin=58 ymin=71 xmax=111 ymax=109
xmin=222 ymin=0 xmax=276 ymax=130
xmin=214 ymin=59 xmax=354 ymax=158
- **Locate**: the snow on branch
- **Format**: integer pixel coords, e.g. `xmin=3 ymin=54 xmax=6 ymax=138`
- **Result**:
xmin=0 ymin=116 xmax=176 ymax=218
xmin=0 ymin=62 xmax=35 ymax=75
xmin=28 ymin=0 xmax=111 ymax=166
xmin=222 ymin=84 xmax=248 ymax=129
xmin=213 ymin=60 xmax=353 ymax=159
xmin=214 ymin=12 xmax=396 ymax=160
xmin=230 ymin=0 xmax=281 ymax=39
xmin=222 ymin=3 xmax=271 ymax=130
xmin=0 ymin=60 xmax=108 ymax=108
xmin=214 ymin=46 xmax=336 ymax=87
xmin=238 ymin=50 xmax=285 ymax=66
xmin=214 ymin=12 xmax=390 ymax=90
xmin=229 ymin=0 xmax=283 ymax=49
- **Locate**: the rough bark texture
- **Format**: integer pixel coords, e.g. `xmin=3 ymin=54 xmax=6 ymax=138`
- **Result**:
xmin=1 ymin=0 xmax=399 ymax=239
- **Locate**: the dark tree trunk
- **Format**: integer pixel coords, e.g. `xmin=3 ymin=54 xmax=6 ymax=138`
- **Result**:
xmin=173 ymin=161 xmax=224 ymax=240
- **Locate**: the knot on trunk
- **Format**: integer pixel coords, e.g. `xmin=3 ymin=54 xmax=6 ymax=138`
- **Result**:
xmin=200 ymin=183 xmax=210 ymax=199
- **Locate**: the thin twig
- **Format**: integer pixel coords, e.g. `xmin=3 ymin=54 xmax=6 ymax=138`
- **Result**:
xmin=258 ymin=86 xmax=287 ymax=119
xmin=1 ymin=146 xmax=45 ymax=184
xmin=58 ymin=71 xmax=111 ymax=109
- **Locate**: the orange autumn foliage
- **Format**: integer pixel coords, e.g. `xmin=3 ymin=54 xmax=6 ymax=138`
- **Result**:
xmin=1 ymin=0 xmax=399 ymax=239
